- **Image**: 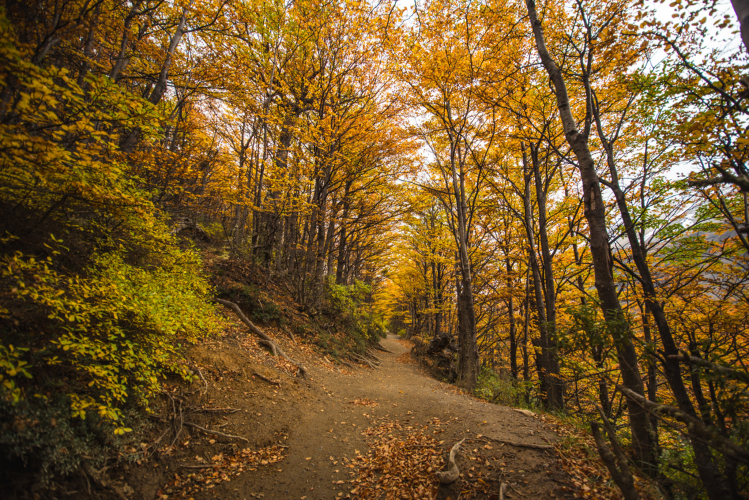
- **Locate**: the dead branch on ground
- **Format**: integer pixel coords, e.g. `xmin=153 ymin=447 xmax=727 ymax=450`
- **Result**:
xmin=184 ymin=422 xmax=249 ymax=442
xmin=435 ymin=437 xmax=465 ymax=483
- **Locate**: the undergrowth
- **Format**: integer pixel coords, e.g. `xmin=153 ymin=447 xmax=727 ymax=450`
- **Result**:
xmin=0 ymin=17 xmax=222 ymax=481
xmin=323 ymin=276 xmax=387 ymax=357
xmin=474 ymin=367 xmax=540 ymax=411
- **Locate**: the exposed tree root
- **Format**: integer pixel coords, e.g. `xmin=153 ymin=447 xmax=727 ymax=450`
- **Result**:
xmin=184 ymin=422 xmax=249 ymax=443
xmin=373 ymin=343 xmax=393 ymax=353
xmin=435 ymin=437 xmax=465 ymax=483
xmin=252 ymin=371 xmax=281 ymax=385
xmin=258 ymin=339 xmax=278 ymax=356
xmin=351 ymin=353 xmax=377 ymax=369
xmin=187 ymin=406 xmax=241 ymax=414
xmin=215 ymin=298 xmax=308 ymax=378
xmin=82 ymin=464 xmax=129 ymax=500
xmin=194 ymin=366 xmax=208 ymax=395
xmin=366 ymin=349 xmax=383 ymax=363
xmin=479 ymin=435 xmax=553 ymax=451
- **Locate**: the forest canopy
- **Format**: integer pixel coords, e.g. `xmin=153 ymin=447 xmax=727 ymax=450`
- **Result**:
xmin=0 ymin=0 xmax=748 ymax=497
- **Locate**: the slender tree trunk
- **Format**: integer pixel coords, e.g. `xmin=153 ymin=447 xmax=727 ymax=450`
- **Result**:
xmin=109 ymin=0 xmax=144 ymax=82
xmin=121 ymin=7 xmax=188 ymax=153
xmin=521 ymin=149 xmax=555 ymax=407
xmin=524 ymin=0 xmax=653 ymax=466
xmin=261 ymin=113 xmax=296 ymax=266
xmin=528 ymin=144 xmax=563 ymax=409
xmin=595 ymin=102 xmax=727 ymax=490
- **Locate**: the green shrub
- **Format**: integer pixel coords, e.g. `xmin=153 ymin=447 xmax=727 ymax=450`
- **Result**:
xmin=0 ymin=233 xmax=220 ymax=481
xmin=475 ymin=367 xmax=537 ymax=409
xmin=326 ymin=277 xmax=386 ymax=347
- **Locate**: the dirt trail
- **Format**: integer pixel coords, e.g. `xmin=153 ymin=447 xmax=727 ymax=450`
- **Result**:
xmin=176 ymin=334 xmax=568 ymax=500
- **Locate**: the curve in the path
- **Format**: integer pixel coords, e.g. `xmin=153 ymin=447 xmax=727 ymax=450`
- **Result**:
xmin=198 ymin=335 xmax=564 ymax=499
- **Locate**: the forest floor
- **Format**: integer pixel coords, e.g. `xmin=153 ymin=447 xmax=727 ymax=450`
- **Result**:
xmin=118 ymin=329 xmax=580 ymax=500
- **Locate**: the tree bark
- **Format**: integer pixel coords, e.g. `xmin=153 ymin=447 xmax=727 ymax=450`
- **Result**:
xmin=524 ymin=0 xmax=653 ymax=466
xmin=527 ymin=143 xmax=563 ymax=409
xmin=594 ymin=95 xmax=727 ymax=490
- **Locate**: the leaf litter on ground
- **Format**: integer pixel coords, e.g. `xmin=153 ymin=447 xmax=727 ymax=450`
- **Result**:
xmin=157 ymin=445 xmax=287 ymax=499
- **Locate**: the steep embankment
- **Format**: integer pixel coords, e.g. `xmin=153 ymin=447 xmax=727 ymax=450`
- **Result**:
xmin=128 ymin=329 xmax=575 ymax=500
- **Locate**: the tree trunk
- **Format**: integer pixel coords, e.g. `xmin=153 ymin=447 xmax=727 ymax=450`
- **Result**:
xmin=527 ymin=143 xmax=563 ymax=409
xmin=595 ymin=98 xmax=727 ymax=490
xmin=524 ymin=0 xmax=653 ymax=466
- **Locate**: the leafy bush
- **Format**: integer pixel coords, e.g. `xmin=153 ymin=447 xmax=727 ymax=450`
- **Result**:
xmin=0 ymin=233 xmax=220 ymax=480
xmin=326 ymin=276 xmax=386 ymax=346
xmin=0 ymin=7 xmax=221 ymax=480
xmin=475 ymin=367 xmax=537 ymax=409
xmin=1 ymin=241 xmax=219 ymax=425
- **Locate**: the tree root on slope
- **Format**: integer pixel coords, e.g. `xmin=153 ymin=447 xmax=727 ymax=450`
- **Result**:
xmin=373 ymin=343 xmax=393 ymax=353
xmin=366 ymin=348 xmax=383 ymax=363
xmin=340 ymin=360 xmax=356 ymax=370
xmin=477 ymin=435 xmax=553 ymax=451
xmin=351 ymin=353 xmax=377 ymax=369
xmin=435 ymin=437 xmax=465 ymax=483
xmin=252 ymin=371 xmax=281 ymax=385
xmin=184 ymin=422 xmax=249 ymax=443
xmin=214 ymin=298 xmax=308 ymax=378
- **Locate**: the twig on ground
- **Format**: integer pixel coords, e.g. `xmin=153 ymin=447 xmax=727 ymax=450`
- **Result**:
xmin=184 ymin=422 xmax=249 ymax=443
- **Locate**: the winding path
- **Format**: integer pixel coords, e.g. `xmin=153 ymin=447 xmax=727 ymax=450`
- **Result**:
xmin=193 ymin=335 xmax=566 ymax=499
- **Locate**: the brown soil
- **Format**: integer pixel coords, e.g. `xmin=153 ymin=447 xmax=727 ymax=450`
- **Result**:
xmin=122 ymin=331 xmax=574 ymax=500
